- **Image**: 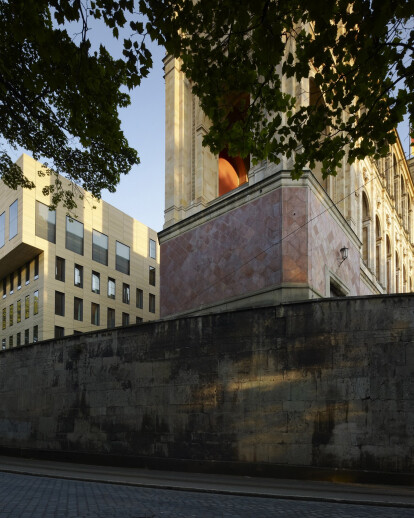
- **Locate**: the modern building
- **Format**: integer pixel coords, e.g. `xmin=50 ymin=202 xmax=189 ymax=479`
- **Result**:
xmin=0 ymin=154 xmax=160 ymax=347
xmin=158 ymin=56 xmax=414 ymax=317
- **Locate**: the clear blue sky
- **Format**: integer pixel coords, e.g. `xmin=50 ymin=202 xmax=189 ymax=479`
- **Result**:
xmin=100 ymin=41 xmax=165 ymax=233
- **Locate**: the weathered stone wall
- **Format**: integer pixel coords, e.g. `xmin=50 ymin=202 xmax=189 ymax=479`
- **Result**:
xmin=0 ymin=294 xmax=413 ymax=475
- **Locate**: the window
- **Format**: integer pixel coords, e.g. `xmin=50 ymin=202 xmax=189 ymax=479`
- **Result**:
xmin=17 ymin=300 xmax=21 ymax=323
xmin=25 ymin=295 xmax=30 ymax=319
xmin=35 ymin=201 xmax=56 ymax=243
xmin=74 ymin=264 xmax=83 ymax=288
xmin=92 ymin=271 xmax=100 ymax=294
xmin=115 ymin=241 xmax=130 ymax=275
xmin=74 ymin=330 xmax=82 ymax=335
xmin=25 ymin=262 xmax=30 ymax=284
xmin=149 ymin=238 xmax=157 ymax=259
xmin=92 ymin=230 xmax=108 ymax=266
xmin=24 ymin=329 xmax=29 ymax=344
xmin=34 ymin=290 xmax=39 ymax=315
xmin=54 ymin=326 xmax=64 ymax=338
xmin=2 ymin=278 xmax=6 ymax=298
xmin=9 ymin=272 xmax=13 ymax=294
xmin=9 ymin=304 xmax=13 ymax=326
xmin=107 ymin=308 xmax=115 ymax=329
xmin=9 ymin=336 xmax=13 ymax=348
xmin=136 ymin=288 xmax=143 ymax=309
xmin=33 ymin=325 xmax=38 ymax=343
xmin=149 ymin=266 xmax=156 ymax=286
xmin=17 ymin=332 xmax=21 ymax=346
xmin=55 ymin=256 xmax=65 ymax=281
xmin=108 ymin=278 xmax=115 ymax=299
xmin=122 ymin=283 xmax=130 ymax=304
xmin=66 ymin=216 xmax=84 ymax=255
xmin=9 ymin=200 xmax=18 ymax=239
xmin=34 ymin=256 xmax=39 ymax=279
xmin=136 ymin=316 xmax=143 ymax=324
xmin=91 ymin=302 xmax=100 ymax=326
xmin=122 ymin=312 xmax=129 ymax=326
xmin=74 ymin=297 xmax=83 ymax=321
xmin=17 ymin=268 xmax=21 ymax=289
xmin=0 ymin=212 xmax=5 ymax=247
xmin=149 ymin=293 xmax=156 ymax=313
xmin=1 ymin=338 xmax=5 ymax=350
xmin=2 ymin=308 xmax=6 ymax=330
xmin=55 ymin=291 xmax=65 ymax=316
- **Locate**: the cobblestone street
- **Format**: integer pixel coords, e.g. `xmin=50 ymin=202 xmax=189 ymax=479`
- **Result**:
xmin=0 ymin=472 xmax=413 ymax=518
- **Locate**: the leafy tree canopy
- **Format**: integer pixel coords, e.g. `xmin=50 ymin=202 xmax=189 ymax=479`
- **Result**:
xmin=1 ymin=1 xmax=414 ymax=208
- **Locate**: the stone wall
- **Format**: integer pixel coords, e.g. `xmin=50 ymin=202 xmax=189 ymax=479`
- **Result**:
xmin=0 ymin=294 xmax=413 ymax=476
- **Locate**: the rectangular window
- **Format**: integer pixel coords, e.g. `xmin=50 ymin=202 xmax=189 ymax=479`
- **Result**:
xmin=34 ymin=256 xmax=39 ymax=279
xmin=55 ymin=256 xmax=65 ymax=281
xmin=122 ymin=312 xmax=129 ymax=326
xmin=1 ymin=338 xmax=5 ymax=349
xmin=17 ymin=300 xmax=21 ymax=323
xmin=2 ymin=307 xmax=6 ymax=330
xmin=9 ymin=304 xmax=13 ymax=326
xmin=24 ymin=329 xmax=29 ymax=344
xmin=66 ymin=216 xmax=84 ymax=255
xmin=9 ymin=336 xmax=12 ymax=348
xmin=91 ymin=302 xmax=100 ymax=326
xmin=149 ymin=238 xmax=157 ymax=259
xmin=108 ymin=278 xmax=115 ymax=299
xmin=74 ymin=264 xmax=83 ymax=288
xmin=35 ymin=201 xmax=56 ymax=243
xmin=115 ymin=241 xmax=130 ymax=275
xmin=2 ymin=278 xmax=6 ymax=298
xmin=9 ymin=272 xmax=13 ymax=294
xmin=33 ymin=290 xmax=39 ymax=315
xmin=0 ymin=212 xmax=5 ymax=247
xmin=55 ymin=291 xmax=65 ymax=316
xmin=136 ymin=316 xmax=143 ymax=324
xmin=9 ymin=200 xmax=18 ymax=240
xmin=25 ymin=262 xmax=30 ymax=284
xmin=107 ymin=308 xmax=115 ymax=329
xmin=92 ymin=271 xmax=100 ymax=294
xmin=54 ymin=326 xmax=64 ymax=338
xmin=74 ymin=297 xmax=83 ymax=321
xmin=122 ymin=283 xmax=130 ymax=304
xmin=149 ymin=293 xmax=156 ymax=314
xmin=17 ymin=268 xmax=21 ymax=289
xmin=16 ymin=332 xmax=21 ymax=346
xmin=25 ymin=295 xmax=30 ymax=319
xmin=136 ymin=288 xmax=143 ymax=309
xmin=149 ymin=266 xmax=156 ymax=286
xmin=33 ymin=325 xmax=38 ymax=343
xmin=92 ymin=229 xmax=108 ymax=266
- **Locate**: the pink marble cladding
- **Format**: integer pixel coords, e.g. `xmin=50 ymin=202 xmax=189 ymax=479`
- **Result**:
xmin=160 ymin=189 xmax=284 ymax=316
xmin=308 ymin=189 xmax=361 ymax=296
xmin=281 ymin=187 xmax=308 ymax=283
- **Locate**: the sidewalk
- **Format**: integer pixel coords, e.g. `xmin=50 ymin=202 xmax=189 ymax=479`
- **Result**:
xmin=0 ymin=455 xmax=413 ymax=508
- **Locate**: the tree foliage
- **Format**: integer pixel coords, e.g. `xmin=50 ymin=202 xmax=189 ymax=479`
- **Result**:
xmin=1 ymin=1 xmax=414 ymax=207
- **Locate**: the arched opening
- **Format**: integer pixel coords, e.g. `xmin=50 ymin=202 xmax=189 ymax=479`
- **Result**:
xmin=395 ymin=251 xmax=400 ymax=293
xmin=218 ymin=150 xmax=249 ymax=196
xmin=403 ymin=264 xmax=407 ymax=293
xmin=386 ymin=235 xmax=391 ymax=294
xmin=375 ymin=215 xmax=382 ymax=281
xmin=218 ymin=93 xmax=250 ymax=196
xmin=362 ymin=192 xmax=370 ymax=265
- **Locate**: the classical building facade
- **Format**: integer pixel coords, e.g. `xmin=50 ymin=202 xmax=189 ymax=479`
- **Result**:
xmin=0 ymin=154 xmax=160 ymax=347
xmin=159 ymin=56 xmax=414 ymax=317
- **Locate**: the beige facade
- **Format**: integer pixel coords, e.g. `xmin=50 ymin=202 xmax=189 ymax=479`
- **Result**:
xmin=0 ymin=154 xmax=160 ymax=347
xmin=159 ymin=57 xmax=414 ymax=317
